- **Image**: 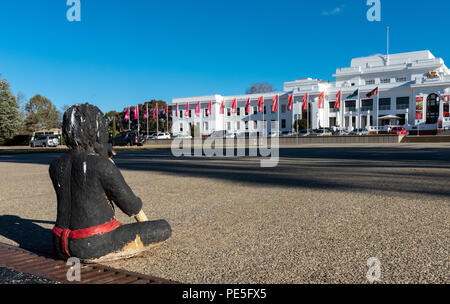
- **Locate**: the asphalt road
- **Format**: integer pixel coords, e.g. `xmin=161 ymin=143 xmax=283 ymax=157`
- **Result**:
xmin=0 ymin=143 xmax=448 ymax=283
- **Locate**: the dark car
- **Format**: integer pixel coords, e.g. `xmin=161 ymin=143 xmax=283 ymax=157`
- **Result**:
xmin=109 ymin=131 xmax=145 ymax=146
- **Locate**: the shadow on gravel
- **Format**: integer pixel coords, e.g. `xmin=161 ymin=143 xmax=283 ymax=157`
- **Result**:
xmin=1 ymin=147 xmax=450 ymax=198
xmin=0 ymin=215 xmax=55 ymax=256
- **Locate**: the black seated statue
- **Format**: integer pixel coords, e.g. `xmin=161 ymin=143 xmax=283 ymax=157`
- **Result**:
xmin=49 ymin=103 xmax=171 ymax=263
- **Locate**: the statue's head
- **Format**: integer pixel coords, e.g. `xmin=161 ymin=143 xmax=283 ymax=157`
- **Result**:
xmin=63 ymin=103 xmax=111 ymax=156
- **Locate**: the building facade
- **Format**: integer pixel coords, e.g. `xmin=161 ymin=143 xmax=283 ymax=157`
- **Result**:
xmin=172 ymin=50 xmax=450 ymax=136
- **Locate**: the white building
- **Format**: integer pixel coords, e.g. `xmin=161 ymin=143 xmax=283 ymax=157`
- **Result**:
xmin=172 ymin=50 xmax=450 ymax=136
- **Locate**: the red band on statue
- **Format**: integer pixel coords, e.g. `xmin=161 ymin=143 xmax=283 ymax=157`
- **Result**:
xmin=52 ymin=219 xmax=121 ymax=256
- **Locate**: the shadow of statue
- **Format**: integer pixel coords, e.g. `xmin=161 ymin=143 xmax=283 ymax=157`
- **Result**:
xmin=0 ymin=215 xmax=55 ymax=256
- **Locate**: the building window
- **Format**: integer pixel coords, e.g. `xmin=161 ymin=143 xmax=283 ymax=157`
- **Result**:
xmin=204 ymin=109 xmax=208 ymax=117
xmin=179 ymin=110 xmax=183 ymax=117
xmin=189 ymin=110 xmax=192 ymax=118
xmin=227 ymin=122 xmax=231 ymax=131
xmin=245 ymin=121 xmax=248 ymax=130
xmin=281 ymin=105 xmax=286 ymax=113
xmin=204 ymin=122 xmax=209 ymax=131
xmin=264 ymin=106 xmax=267 ymax=115
xmin=227 ymin=108 xmax=231 ymax=117
xmin=396 ymin=97 xmax=409 ymax=110
xmin=366 ymin=79 xmax=376 ymax=85
xmin=329 ymin=102 xmax=338 ymax=112
xmin=396 ymin=76 xmax=407 ymax=82
xmin=253 ymin=121 xmax=257 ymax=129
xmin=179 ymin=123 xmax=183 ymax=132
xmin=361 ymin=99 xmax=373 ymax=112
xmin=380 ymin=78 xmax=391 ymax=84
xmin=379 ymin=98 xmax=391 ymax=110
xmin=253 ymin=107 xmax=257 ymax=115
xmin=281 ymin=119 xmax=286 ymax=129
xmin=345 ymin=100 xmax=356 ymax=112
xmin=237 ymin=107 xmax=241 ymax=116
xmin=236 ymin=122 xmax=240 ymax=130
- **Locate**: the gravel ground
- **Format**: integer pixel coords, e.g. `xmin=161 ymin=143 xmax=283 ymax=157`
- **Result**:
xmin=0 ymin=143 xmax=448 ymax=284
xmin=0 ymin=267 xmax=56 ymax=284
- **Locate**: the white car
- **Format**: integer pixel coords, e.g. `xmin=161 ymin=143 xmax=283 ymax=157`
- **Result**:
xmin=30 ymin=135 xmax=59 ymax=147
xmin=155 ymin=132 xmax=171 ymax=139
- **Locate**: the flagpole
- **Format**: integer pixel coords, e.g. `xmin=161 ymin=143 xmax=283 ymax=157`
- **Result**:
xmin=146 ymin=103 xmax=149 ymax=137
xmin=137 ymin=106 xmax=140 ymax=136
xmin=358 ymin=89 xmax=361 ymax=130
xmin=263 ymin=97 xmax=265 ymax=136
xmin=278 ymin=95 xmax=280 ymax=136
xmin=157 ymin=104 xmax=159 ymax=135
xmin=377 ymin=90 xmax=380 ymax=135
xmin=292 ymin=92 xmax=295 ymax=135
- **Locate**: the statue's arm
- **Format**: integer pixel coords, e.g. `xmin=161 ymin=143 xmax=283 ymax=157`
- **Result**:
xmin=98 ymin=158 xmax=143 ymax=217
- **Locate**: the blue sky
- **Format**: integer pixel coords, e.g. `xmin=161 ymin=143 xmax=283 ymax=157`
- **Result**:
xmin=0 ymin=0 xmax=449 ymax=113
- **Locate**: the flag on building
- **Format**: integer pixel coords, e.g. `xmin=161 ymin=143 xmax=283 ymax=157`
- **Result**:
xmin=335 ymin=90 xmax=341 ymax=109
xmin=207 ymin=100 xmax=212 ymax=116
xmin=232 ymin=98 xmax=237 ymax=114
xmin=272 ymin=95 xmax=279 ymax=112
xmin=288 ymin=94 xmax=293 ymax=111
xmin=318 ymin=92 xmax=325 ymax=109
xmin=144 ymin=104 xmax=148 ymax=119
xmin=346 ymin=89 xmax=359 ymax=100
xmin=185 ymin=103 xmax=190 ymax=117
xmin=124 ymin=107 xmax=130 ymax=120
xmin=220 ymin=100 xmax=224 ymax=115
xmin=195 ymin=102 xmax=200 ymax=116
xmin=366 ymin=87 xmax=378 ymax=99
xmin=175 ymin=104 xmax=179 ymax=117
xmin=164 ymin=104 xmax=168 ymax=118
xmin=258 ymin=96 xmax=264 ymax=113
xmin=134 ymin=105 xmax=139 ymax=120
xmin=153 ymin=104 xmax=158 ymax=119
xmin=302 ymin=93 xmax=308 ymax=111
xmin=245 ymin=98 xmax=250 ymax=114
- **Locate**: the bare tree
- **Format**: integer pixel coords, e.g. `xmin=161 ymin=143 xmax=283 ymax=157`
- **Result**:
xmin=245 ymin=82 xmax=276 ymax=95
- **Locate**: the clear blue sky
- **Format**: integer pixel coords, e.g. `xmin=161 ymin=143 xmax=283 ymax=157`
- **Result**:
xmin=0 ymin=0 xmax=449 ymax=113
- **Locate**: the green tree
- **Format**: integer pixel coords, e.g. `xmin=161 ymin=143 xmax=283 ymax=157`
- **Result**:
xmin=293 ymin=119 xmax=308 ymax=132
xmin=0 ymin=77 xmax=24 ymax=142
xmin=24 ymin=95 xmax=61 ymax=132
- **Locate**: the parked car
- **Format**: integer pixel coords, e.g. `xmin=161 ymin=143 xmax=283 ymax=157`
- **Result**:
xmin=280 ymin=131 xmax=294 ymax=137
xmin=389 ymin=127 xmax=407 ymax=135
xmin=311 ymin=129 xmax=332 ymax=136
xmin=155 ymin=132 xmax=171 ymax=139
xmin=332 ymin=130 xmax=349 ymax=136
xmin=236 ymin=132 xmax=259 ymax=138
xmin=30 ymin=135 xmax=59 ymax=147
xmin=208 ymin=131 xmax=235 ymax=138
xmin=349 ymin=128 xmax=370 ymax=136
xmin=173 ymin=133 xmax=192 ymax=139
xmin=296 ymin=130 xmax=310 ymax=136
xmin=109 ymin=131 xmax=145 ymax=146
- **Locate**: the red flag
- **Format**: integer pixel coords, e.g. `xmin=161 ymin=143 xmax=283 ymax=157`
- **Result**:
xmin=195 ymin=102 xmax=200 ymax=116
xmin=164 ymin=104 xmax=168 ymax=118
xmin=220 ymin=100 xmax=224 ymax=115
xmin=302 ymin=93 xmax=308 ymax=111
xmin=272 ymin=95 xmax=279 ymax=112
xmin=185 ymin=103 xmax=190 ymax=117
xmin=207 ymin=100 xmax=212 ymax=116
xmin=231 ymin=98 xmax=237 ymax=114
xmin=124 ymin=107 xmax=130 ymax=120
xmin=144 ymin=104 xmax=148 ymax=119
xmin=287 ymin=94 xmax=293 ymax=111
xmin=134 ymin=105 xmax=139 ymax=120
xmin=153 ymin=104 xmax=158 ymax=119
xmin=258 ymin=96 xmax=264 ymax=113
xmin=245 ymin=98 xmax=250 ymax=114
xmin=318 ymin=92 xmax=325 ymax=109
xmin=175 ymin=104 xmax=179 ymax=117
xmin=334 ymin=91 xmax=341 ymax=109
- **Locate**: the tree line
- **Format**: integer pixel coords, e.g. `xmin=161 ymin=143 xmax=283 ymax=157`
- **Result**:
xmin=0 ymin=75 xmax=171 ymax=145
